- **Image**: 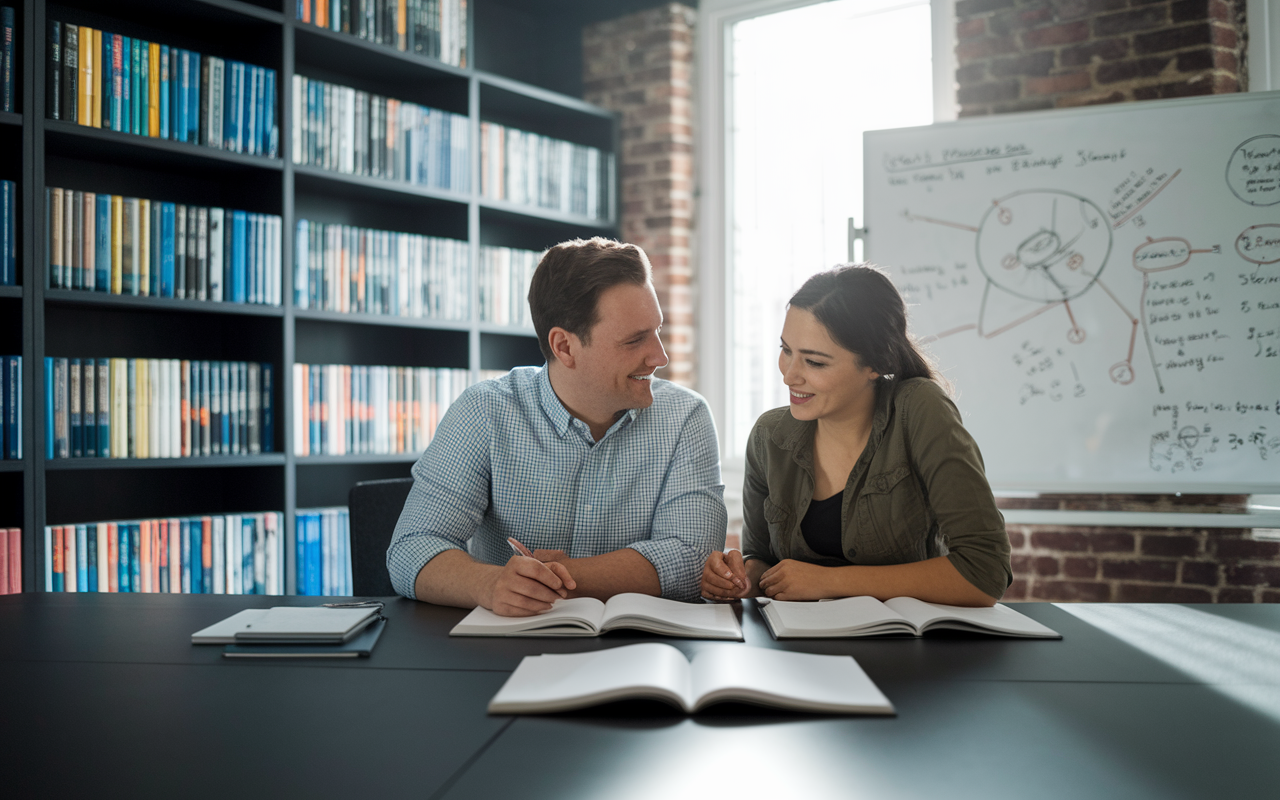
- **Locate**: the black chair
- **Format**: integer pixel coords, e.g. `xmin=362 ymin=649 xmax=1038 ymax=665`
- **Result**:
xmin=348 ymin=477 xmax=414 ymax=597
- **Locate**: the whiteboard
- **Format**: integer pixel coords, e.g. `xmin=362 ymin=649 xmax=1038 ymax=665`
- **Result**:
xmin=864 ymin=91 xmax=1280 ymax=493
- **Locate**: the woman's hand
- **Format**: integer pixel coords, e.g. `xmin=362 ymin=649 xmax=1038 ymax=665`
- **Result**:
xmin=700 ymin=550 xmax=751 ymax=601
xmin=758 ymin=559 xmax=838 ymax=601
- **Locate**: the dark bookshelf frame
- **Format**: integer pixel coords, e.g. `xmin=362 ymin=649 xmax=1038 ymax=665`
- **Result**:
xmin=12 ymin=0 xmax=621 ymax=594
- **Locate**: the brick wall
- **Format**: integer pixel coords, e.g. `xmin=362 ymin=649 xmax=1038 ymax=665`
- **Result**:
xmin=955 ymin=0 xmax=1248 ymax=115
xmin=583 ymin=4 xmax=698 ymax=388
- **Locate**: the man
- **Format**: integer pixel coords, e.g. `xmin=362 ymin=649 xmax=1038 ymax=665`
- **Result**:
xmin=386 ymin=237 xmax=727 ymax=615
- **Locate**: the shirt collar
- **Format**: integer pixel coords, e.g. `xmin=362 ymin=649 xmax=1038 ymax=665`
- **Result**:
xmin=536 ymin=365 xmax=642 ymax=443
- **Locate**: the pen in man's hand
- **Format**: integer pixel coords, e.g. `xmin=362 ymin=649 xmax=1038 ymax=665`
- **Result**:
xmin=507 ymin=537 xmax=536 ymax=559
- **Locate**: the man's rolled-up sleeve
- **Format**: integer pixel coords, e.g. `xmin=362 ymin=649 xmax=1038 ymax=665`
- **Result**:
xmin=628 ymin=400 xmax=728 ymax=602
xmin=385 ymin=387 xmax=493 ymax=599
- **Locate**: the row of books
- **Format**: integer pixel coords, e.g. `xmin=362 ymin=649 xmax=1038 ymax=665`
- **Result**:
xmin=47 ymin=187 xmax=283 ymax=305
xmin=1 ymin=356 xmax=18 ymax=459
xmin=44 ymin=357 xmax=275 ymax=460
xmin=291 ymin=75 xmax=469 ymax=193
xmin=1 ymin=180 xmax=14 ymax=285
xmin=47 ymin=21 xmax=279 ymax=157
xmin=2 ymin=8 xmax=13 ymax=113
xmin=294 ymin=220 xmax=468 ymax=320
xmin=296 ymin=1 xmax=468 ymax=68
xmin=478 ymin=245 xmax=539 ymax=329
xmin=43 ymin=512 xmax=284 ymax=594
xmin=0 ymin=527 xmax=18 ymax=594
xmin=480 ymin=121 xmax=614 ymax=221
xmin=291 ymin=363 xmax=468 ymax=456
xmin=295 ymin=506 xmax=352 ymax=597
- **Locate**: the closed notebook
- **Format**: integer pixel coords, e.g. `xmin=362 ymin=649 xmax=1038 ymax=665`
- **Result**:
xmin=191 ymin=606 xmax=379 ymax=644
xmin=223 ymin=618 xmax=386 ymax=659
xmin=759 ymin=596 xmax=1062 ymax=639
xmin=488 ymin=643 xmax=894 ymax=715
xmin=451 ymin=593 xmax=743 ymax=640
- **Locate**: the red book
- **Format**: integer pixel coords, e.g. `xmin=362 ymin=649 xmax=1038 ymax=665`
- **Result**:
xmin=0 ymin=529 xmax=9 ymax=594
xmin=139 ymin=519 xmax=151 ymax=592
xmin=8 ymin=529 xmax=17 ymax=593
xmin=107 ymin=522 xmax=118 ymax=592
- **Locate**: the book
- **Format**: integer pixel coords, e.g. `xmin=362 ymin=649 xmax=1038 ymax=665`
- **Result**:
xmin=488 ymin=643 xmax=894 ymax=715
xmin=758 ymin=596 xmax=1062 ymax=639
xmin=1 ymin=180 xmax=14 ymax=285
xmin=1 ymin=8 xmax=13 ymax=113
xmin=222 ymin=617 xmax=386 ymax=658
xmin=451 ymin=593 xmax=744 ymax=640
xmin=192 ymin=605 xmax=380 ymax=644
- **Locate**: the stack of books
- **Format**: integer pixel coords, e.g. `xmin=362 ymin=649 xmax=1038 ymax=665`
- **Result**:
xmin=294 ymin=219 xmax=468 ymax=320
xmin=43 ymin=357 xmax=274 ymax=459
xmin=478 ymin=245 xmax=540 ymax=328
xmin=291 ymin=75 xmax=469 ymax=193
xmin=295 ymin=0 xmax=468 ymax=68
xmin=480 ymin=121 xmax=614 ymax=220
xmin=44 ymin=512 xmax=284 ymax=594
xmin=47 ymin=21 xmax=279 ymax=157
xmin=1 ymin=7 xmax=13 ymax=112
xmin=295 ymin=506 xmax=352 ymax=597
xmin=291 ymin=363 xmax=468 ymax=456
xmin=47 ymin=186 xmax=282 ymax=304
xmin=1 ymin=180 xmax=14 ymax=285
xmin=0 ymin=527 xmax=18 ymax=594
xmin=1 ymin=355 xmax=18 ymax=459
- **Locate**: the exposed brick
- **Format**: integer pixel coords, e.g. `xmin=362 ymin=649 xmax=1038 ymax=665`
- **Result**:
xmin=1133 ymin=76 xmax=1218 ymax=99
xmin=1212 ymin=24 xmax=1238 ymax=48
xmin=1261 ymin=590 xmax=1280 ymax=603
xmin=989 ymin=51 xmax=1056 ymax=78
xmin=958 ymin=79 xmax=1022 ymax=104
xmin=1213 ymin=50 xmax=1239 ymax=74
xmin=1103 ymin=559 xmax=1178 ymax=582
xmin=1032 ymin=580 xmax=1112 ymax=602
xmin=1224 ymin=565 xmax=1280 ymax=587
xmin=1034 ymin=556 xmax=1061 ymax=576
xmin=1214 ymin=537 xmax=1280 ymax=559
xmin=1057 ymin=0 xmax=1130 ymax=18
xmin=956 ymin=35 xmax=1021 ymax=63
xmin=1140 ymin=534 xmax=1200 ymax=557
xmin=1008 ymin=530 xmax=1026 ymax=548
xmin=1026 ymin=71 xmax=1093 ymax=94
xmin=1061 ymin=38 xmax=1132 ymax=67
xmin=1031 ymin=531 xmax=1090 ymax=551
xmin=1022 ymin=21 xmax=1091 ymax=48
xmin=1063 ymin=557 xmax=1099 ymax=578
xmin=1133 ymin=22 xmax=1213 ymax=54
xmin=1094 ymin=5 xmax=1169 ymax=36
xmin=957 ymin=62 xmax=989 ymax=86
xmin=1055 ymin=90 xmax=1127 ymax=107
xmin=957 ymin=19 xmax=987 ymax=39
xmin=1117 ymin=584 xmax=1213 ymax=602
xmin=955 ymin=0 xmax=1018 ymax=16
xmin=1174 ymin=47 xmax=1215 ymax=71
xmin=1005 ymin=578 xmax=1029 ymax=599
xmin=1217 ymin=588 xmax=1256 ymax=603
xmin=1091 ymin=532 xmax=1136 ymax=553
xmin=1213 ymin=73 xmax=1239 ymax=93
xmin=1170 ymin=0 xmax=1212 ymax=23
xmin=1020 ymin=7 xmax=1055 ymax=25
xmin=1096 ymin=56 xmax=1174 ymax=84
xmin=1012 ymin=554 xmax=1034 ymax=573
xmin=1180 ymin=561 xmax=1220 ymax=585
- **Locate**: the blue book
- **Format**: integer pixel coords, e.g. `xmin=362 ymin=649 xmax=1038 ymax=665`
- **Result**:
xmin=118 ymin=522 xmax=131 ymax=592
xmin=69 ymin=358 xmax=82 ymax=457
xmin=95 ymin=194 xmax=110 ymax=290
xmin=261 ymin=364 xmax=273 ymax=452
xmin=256 ymin=67 xmax=268 ymax=156
xmin=84 ymin=359 xmax=95 ymax=457
xmin=191 ymin=518 xmax=203 ymax=593
xmin=96 ymin=359 xmax=109 ymax=457
xmin=187 ymin=52 xmax=201 ymax=144
xmin=180 ymin=519 xmax=190 ymax=593
xmin=99 ymin=31 xmax=110 ymax=128
xmin=223 ymin=61 xmax=240 ymax=151
xmin=159 ymin=45 xmax=169 ymax=139
xmin=130 ymin=38 xmax=141 ymax=135
xmin=231 ymin=211 xmax=246 ymax=303
xmin=1 ymin=180 xmax=13 ymax=285
xmin=86 ymin=526 xmax=98 ymax=592
xmin=170 ymin=48 xmax=180 ymax=141
xmin=160 ymin=203 xmax=175 ymax=297
xmin=265 ymin=69 xmax=277 ymax=157
xmin=120 ymin=36 xmax=132 ymax=134
xmin=307 ymin=513 xmax=321 ymax=596
xmin=138 ymin=39 xmax=149 ymax=136
xmin=77 ymin=525 xmax=88 ymax=590
xmin=43 ymin=357 xmax=54 ymax=459
xmin=247 ymin=66 xmax=259 ymax=156
xmin=131 ymin=522 xmax=141 ymax=592
xmin=176 ymin=49 xmax=188 ymax=143
xmin=241 ymin=516 xmax=254 ymax=594
xmin=294 ymin=512 xmax=307 ymax=596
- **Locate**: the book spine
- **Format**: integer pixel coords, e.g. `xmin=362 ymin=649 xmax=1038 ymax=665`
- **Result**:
xmin=196 ymin=207 xmax=208 ymax=301
xmin=159 ymin=45 xmax=169 ymax=139
xmin=201 ymin=517 xmax=212 ymax=594
xmin=138 ymin=198 xmax=150 ymax=296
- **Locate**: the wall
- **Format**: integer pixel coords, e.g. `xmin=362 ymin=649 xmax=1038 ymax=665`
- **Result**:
xmin=583 ymin=4 xmax=699 ymax=388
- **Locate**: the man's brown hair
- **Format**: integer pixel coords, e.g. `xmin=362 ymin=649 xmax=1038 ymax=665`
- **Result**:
xmin=528 ymin=237 xmax=652 ymax=361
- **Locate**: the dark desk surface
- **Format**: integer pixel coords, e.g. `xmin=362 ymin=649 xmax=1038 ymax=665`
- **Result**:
xmin=3 ymin=594 xmax=1278 ymax=799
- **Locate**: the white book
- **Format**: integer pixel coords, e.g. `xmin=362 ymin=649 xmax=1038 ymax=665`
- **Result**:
xmin=168 ymin=518 xmax=181 ymax=593
xmin=759 ymin=596 xmax=1062 ymax=639
xmin=265 ymin=512 xmax=279 ymax=596
xmin=291 ymin=75 xmax=303 ymax=165
xmin=488 ymin=643 xmax=894 ymax=716
xmin=212 ymin=516 xmax=225 ymax=594
xmin=451 ymin=593 xmax=743 ymax=640
xmin=191 ymin=605 xmax=379 ymax=644
xmin=64 ymin=525 xmax=77 ymax=592
xmin=170 ymin=360 xmax=181 ymax=458
xmin=97 ymin=523 xmax=109 ymax=591
xmin=208 ymin=208 xmax=223 ymax=301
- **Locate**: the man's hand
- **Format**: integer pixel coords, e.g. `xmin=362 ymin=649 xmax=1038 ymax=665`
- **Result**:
xmin=482 ymin=555 xmax=577 ymax=616
xmin=532 ymin=549 xmax=569 ymax=563
xmin=758 ymin=559 xmax=834 ymax=601
xmin=700 ymin=549 xmax=751 ymax=601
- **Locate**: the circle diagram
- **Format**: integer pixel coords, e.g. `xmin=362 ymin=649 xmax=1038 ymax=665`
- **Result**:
xmin=1226 ymin=134 xmax=1280 ymax=207
xmin=976 ymin=190 xmax=1112 ymax=303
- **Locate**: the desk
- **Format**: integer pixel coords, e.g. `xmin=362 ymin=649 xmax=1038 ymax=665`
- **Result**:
xmin=2 ymin=595 xmax=1278 ymax=799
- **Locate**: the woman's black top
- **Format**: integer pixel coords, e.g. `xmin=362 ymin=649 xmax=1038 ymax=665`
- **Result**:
xmin=800 ymin=491 xmax=845 ymax=559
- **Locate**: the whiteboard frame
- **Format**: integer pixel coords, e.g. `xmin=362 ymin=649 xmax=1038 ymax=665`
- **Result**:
xmin=864 ymin=89 xmax=1280 ymax=496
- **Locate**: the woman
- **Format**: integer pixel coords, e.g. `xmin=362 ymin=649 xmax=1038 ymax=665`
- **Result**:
xmin=702 ymin=264 xmax=1010 ymax=606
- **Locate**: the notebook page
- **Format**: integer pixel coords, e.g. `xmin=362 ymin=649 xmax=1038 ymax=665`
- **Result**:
xmin=600 ymin=593 xmax=743 ymax=639
xmin=884 ymin=597 xmax=1061 ymax=637
xmin=767 ymin=596 xmax=907 ymax=635
xmin=689 ymin=645 xmax=894 ymax=714
xmin=488 ymin=643 xmax=693 ymax=713
xmin=450 ymin=597 xmax=606 ymax=636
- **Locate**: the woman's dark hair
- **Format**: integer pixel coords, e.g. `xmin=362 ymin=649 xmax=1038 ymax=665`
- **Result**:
xmin=788 ymin=263 xmax=937 ymax=383
xmin=528 ymin=237 xmax=652 ymax=361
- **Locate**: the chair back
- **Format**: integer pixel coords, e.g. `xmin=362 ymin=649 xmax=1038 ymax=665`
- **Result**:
xmin=348 ymin=477 xmax=414 ymax=597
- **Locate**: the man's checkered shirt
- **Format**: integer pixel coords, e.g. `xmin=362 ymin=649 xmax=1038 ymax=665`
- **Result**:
xmin=386 ymin=366 xmax=728 ymax=601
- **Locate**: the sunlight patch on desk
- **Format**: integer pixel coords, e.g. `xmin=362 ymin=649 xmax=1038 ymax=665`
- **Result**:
xmin=1057 ymin=604 xmax=1280 ymax=722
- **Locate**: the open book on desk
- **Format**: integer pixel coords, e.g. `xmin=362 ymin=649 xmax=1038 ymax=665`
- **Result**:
xmin=451 ymin=593 xmax=743 ymax=640
xmin=760 ymin=596 xmax=1061 ymax=639
xmin=489 ymin=643 xmax=894 ymax=715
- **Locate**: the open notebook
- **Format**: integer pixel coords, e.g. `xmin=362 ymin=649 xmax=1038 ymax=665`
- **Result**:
xmin=488 ymin=643 xmax=894 ymax=715
xmin=451 ymin=593 xmax=743 ymax=639
xmin=759 ymin=596 xmax=1061 ymax=639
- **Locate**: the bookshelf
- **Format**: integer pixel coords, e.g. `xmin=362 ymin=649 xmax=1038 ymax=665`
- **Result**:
xmin=13 ymin=0 xmax=620 ymax=593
